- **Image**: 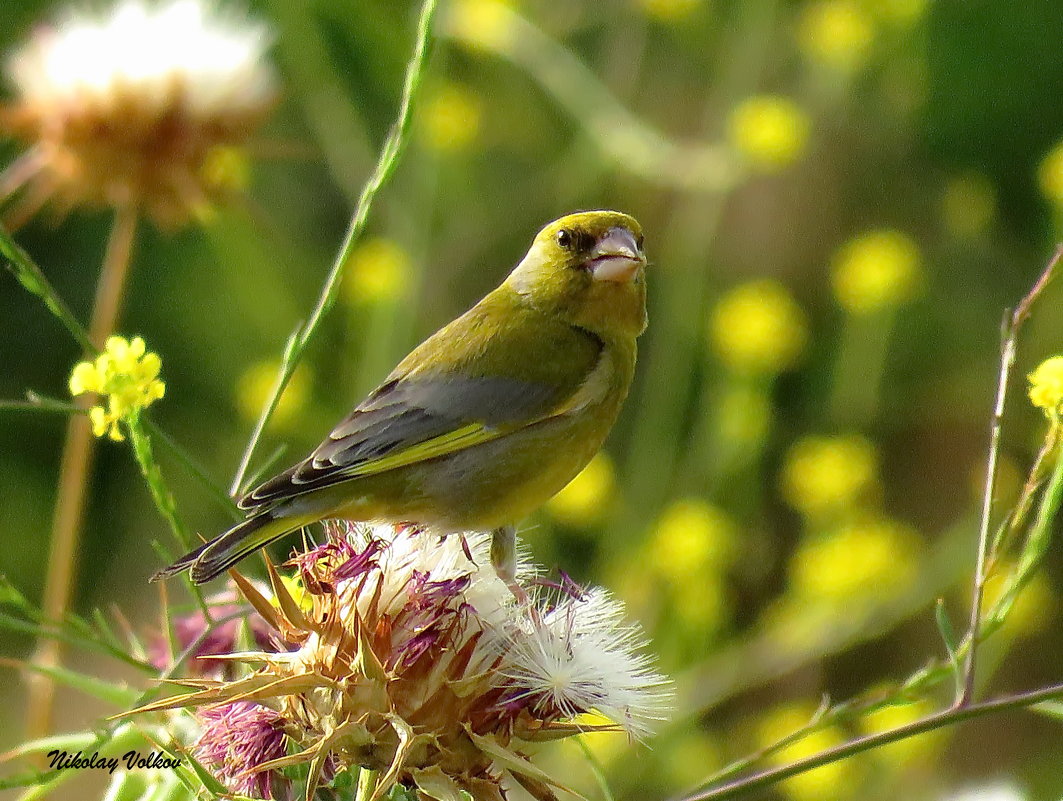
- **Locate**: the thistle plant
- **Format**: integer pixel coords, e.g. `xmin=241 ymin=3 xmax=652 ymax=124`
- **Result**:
xmin=127 ymin=523 xmax=669 ymax=800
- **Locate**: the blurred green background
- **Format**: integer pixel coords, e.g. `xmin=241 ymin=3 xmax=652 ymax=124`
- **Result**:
xmin=3 ymin=0 xmax=1063 ymax=799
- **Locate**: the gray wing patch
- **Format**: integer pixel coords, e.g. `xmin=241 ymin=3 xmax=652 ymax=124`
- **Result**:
xmin=238 ymin=373 xmax=563 ymax=511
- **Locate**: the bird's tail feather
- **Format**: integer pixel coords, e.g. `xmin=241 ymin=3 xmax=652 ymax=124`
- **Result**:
xmin=151 ymin=512 xmax=302 ymax=585
xmin=150 ymin=538 xmax=213 ymax=582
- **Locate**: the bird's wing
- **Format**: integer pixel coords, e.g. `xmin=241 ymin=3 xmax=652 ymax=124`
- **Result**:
xmin=240 ymin=303 xmax=603 ymax=511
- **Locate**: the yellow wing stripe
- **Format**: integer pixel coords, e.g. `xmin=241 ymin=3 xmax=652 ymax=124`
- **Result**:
xmin=337 ymin=423 xmax=502 ymax=479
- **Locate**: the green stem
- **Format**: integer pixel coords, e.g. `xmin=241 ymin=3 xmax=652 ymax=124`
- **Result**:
xmin=145 ymin=419 xmax=242 ymax=521
xmin=0 ymin=396 xmax=79 ymax=414
xmin=961 ymin=246 xmax=1062 ymax=703
xmin=355 ymin=768 xmax=379 ymax=801
xmin=127 ymin=414 xmax=190 ymax=551
xmin=440 ymin=4 xmax=736 ymax=193
xmin=126 ymin=414 xmax=210 ymax=618
xmin=677 ymin=682 xmax=1063 ymax=801
xmin=0 ymin=223 xmax=93 ymax=353
xmin=230 ymin=0 xmax=439 ymax=496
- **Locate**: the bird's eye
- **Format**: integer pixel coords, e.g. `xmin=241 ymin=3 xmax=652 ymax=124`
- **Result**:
xmin=636 ymin=233 xmax=644 ymax=250
xmin=556 ymin=229 xmax=572 ymax=250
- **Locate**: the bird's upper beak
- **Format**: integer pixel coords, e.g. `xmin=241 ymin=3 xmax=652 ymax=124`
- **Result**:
xmin=588 ymin=227 xmax=645 ymax=283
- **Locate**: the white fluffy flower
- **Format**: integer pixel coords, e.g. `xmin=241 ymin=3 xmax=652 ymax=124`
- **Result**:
xmin=497 ymin=586 xmax=672 ymax=739
xmin=1 ymin=0 xmax=278 ymax=226
xmin=8 ymin=0 xmax=275 ymax=118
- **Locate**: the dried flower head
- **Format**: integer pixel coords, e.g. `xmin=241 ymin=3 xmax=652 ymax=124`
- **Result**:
xmin=69 ymin=335 xmax=164 ymax=440
xmin=1 ymin=0 xmax=277 ymax=227
xmin=133 ymin=523 xmax=669 ymax=800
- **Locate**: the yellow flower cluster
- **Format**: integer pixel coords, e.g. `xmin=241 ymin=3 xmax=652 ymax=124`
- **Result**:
xmin=727 ymin=95 xmax=811 ymax=172
xmin=650 ymin=498 xmax=738 ymax=579
xmin=419 ymin=82 xmax=483 ymax=153
xmin=789 ymin=518 xmax=920 ymax=602
xmin=780 ymin=434 xmax=879 ymax=519
xmin=446 ymin=0 xmax=517 ymax=51
xmin=1038 ymin=140 xmax=1063 ymax=205
xmin=69 ymin=336 xmax=165 ymax=441
xmin=831 ymin=229 xmax=922 ymax=314
xmin=547 ymin=452 xmax=616 ymax=528
xmin=343 ymin=237 xmax=412 ymax=305
xmin=709 ymin=280 xmax=808 ymax=375
xmin=757 ymin=703 xmax=856 ymax=801
xmin=797 ymin=0 xmax=875 ymax=73
xmin=1028 ymin=356 xmax=1063 ymax=420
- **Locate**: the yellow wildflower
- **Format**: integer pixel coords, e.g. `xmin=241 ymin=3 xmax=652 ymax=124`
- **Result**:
xmin=790 ymin=518 xmax=921 ymax=602
xmin=637 ymin=0 xmax=703 ymax=22
xmin=1028 ymin=356 xmax=1063 ymax=419
xmin=419 ymin=83 xmax=483 ymax=153
xmin=1038 ymin=140 xmax=1063 ymax=205
xmin=446 ymin=0 xmax=517 ymax=51
xmin=780 ymin=434 xmax=878 ymax=519
xmin=859 ymin=698 xmax=939 ymax=765
xmin=797 ymin=0 xmax=875 ymax=73
xmin=235 ymin=360 xmax=311 ymax=431
xmin=727 ymin=96 xmax=811 ymax=171
xmin=69 ymin=335 xmax=165 ymax=441
xmin=709 ymin=280 xmax=808 ymax=375
xmin=649 ymin=498 xmax=738 ymax=579
xmin=831 ymin=229 xmax=922 ymax=314
xmin=343 ymin=237 xmax=412 ymax=305
xmin=941 ymin=173 xmax=996 ymax=239
xmin=547 ymin=452 xmax=615 ymax=528
xmin=757 ymin=702 xmax=856 ymax=801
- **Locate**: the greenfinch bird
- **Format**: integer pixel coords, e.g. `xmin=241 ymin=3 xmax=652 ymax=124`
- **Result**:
xmin=155 ymin=210 xmax=647 ymax=590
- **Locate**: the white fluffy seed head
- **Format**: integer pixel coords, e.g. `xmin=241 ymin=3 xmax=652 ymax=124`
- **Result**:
xmin=7 ymin=0 xmax=277 ymax=120
xmin=495 ymin=587 xmax=672 ymax=739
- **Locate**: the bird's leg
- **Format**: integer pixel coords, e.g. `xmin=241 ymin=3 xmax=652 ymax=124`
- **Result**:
xmin=490 ymin=525 xmax=529 ymax=605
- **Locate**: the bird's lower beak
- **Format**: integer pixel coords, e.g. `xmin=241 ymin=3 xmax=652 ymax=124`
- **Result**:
xmin=589 ymin=227 xmax=645 ymax=283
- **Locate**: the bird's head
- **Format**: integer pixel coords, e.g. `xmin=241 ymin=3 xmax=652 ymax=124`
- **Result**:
xmin=505 ymin=210 xmax=648 ymax=339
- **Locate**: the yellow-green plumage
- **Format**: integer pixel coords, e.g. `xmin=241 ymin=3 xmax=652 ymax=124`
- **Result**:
xmin=155 ymin=210 xmax=648 ymax=585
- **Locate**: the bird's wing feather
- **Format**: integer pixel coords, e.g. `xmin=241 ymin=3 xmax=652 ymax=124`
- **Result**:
xmin=240 ymin=302 xmax=603 ymax=511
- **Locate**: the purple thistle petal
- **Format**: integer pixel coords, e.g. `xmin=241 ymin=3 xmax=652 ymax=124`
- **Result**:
xmin=196 ymin=702 xmax=287 ymax=799
xmin=150 ymin=603 xmax=277 ymax=678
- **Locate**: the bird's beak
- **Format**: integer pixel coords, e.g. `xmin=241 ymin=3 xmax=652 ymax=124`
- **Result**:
xmin=589 ymin=227 xmax=645 ymax=283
